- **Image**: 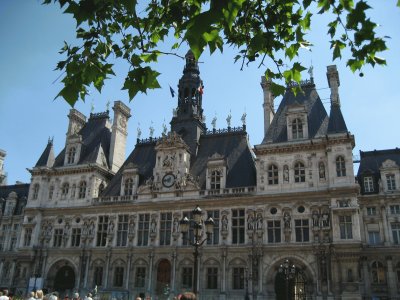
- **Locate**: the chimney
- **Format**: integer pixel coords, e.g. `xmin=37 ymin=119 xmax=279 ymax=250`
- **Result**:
xmin=326 ymin=65 xmax=340 ymax=107
xmin=109 ymin=101 xmax=131 ymax=173
xmin=260 ymin=76 xmax=275 ymax=137
xmin=66 ymin=109 xmax=86 ymax=139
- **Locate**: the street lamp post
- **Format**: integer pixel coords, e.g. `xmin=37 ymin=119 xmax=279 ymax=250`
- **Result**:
xmin=179 ymin=205 xmax=215 ymax=296
xmin=278 ymin=259 xmax=296 ymax=300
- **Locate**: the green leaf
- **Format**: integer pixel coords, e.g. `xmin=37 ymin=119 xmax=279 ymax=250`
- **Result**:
xmin=122 ymin=67 xmax=161 ymax=100
xmin=270 ymin=82 xmax=286 ymax=97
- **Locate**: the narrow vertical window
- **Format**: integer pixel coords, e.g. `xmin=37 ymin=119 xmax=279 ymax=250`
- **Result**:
xmin=295 ymin=219 xmax=309 ymax=242
xmin=71 ymin=228 xmax=81 ymax=247
xmin=67 ymin=147 xmax=76 ymax=164
xmin=336 ymin=156 xmax=346 ymax=177
xmin=182 ymin=267 xmax=193 ymax=289
xmin=124 ymin=178 xmax=134 ymax=195
xmin=292 ymin=118 xmax=303 ymax=139
xmin=232 ymin=209 xmax=245 ymax=244
xmin=206 ymin=267 xmax=218 ymax=289
xmin=391 ymin=223 xmax=400 ymax=244
xmin=267 ymin=220 xmax=281 ymax=243
xmin=210 ymin=170 xmax=221 ymax=189
xmin=159 ymin=212 xmax=172 ymax=246
xmin=78 ymin=181 xmax=87 ymax=199
xmin=53 ymin=229 xmax=64 ymax=247
xmin=61 ymin=183 xmax=69 ymax=198
xmin=96 ymin=216 xmax=109 ymax=247
xmin=339 ymin=215 xmax=353 ymax=239
xmin=24 ymin=228 xmax=32 ymax=247
xmin=137 ymin=214 xmax=150 ymax=246
xmin=232 ymin=267 xmax=245 ymax=289
xmin=135 ymin=267 xmax=146 ymax=287
xmin=363 ymin=176 xmax=374 ymax=192
xmin=294 ymin=162 xmax=305 ymax=183
xmin=32 ymin=184 xmax=40 ymax=200
xmin=268 ymin=164 xmax=279 ymax=185
xmin=114 ymin=266 xmax=124 ymax=287
xmin=48 ymin=186 xmax=54 ymax=200
xmin=207 ymin=210 xmax=220 ymax=245
xmin=94 ymin=266 xmax=103 ymax=286
xmin=386 ymin=174 xmax=396 ymax=191
xmin=117 ymin=215 xmax=128 ymax=247
xmin=371 ymin=261 xmax=385 ymax=283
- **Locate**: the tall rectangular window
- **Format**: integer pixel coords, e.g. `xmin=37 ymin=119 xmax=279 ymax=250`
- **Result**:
xmin=53 ymin=229 xmax=64 ymax=247
xmin=97 ymin=216 xmax=109 ymax=247
xmin=367 ymin=207 xmax=377 ymax=216
xmin=392 ymin=223 xmax=400 ymax=244
xmin=232 ymin=209 xmax=245 ymax=244
xmin=363 ymin=176 xmax=374 ymax=192
xmin=206 ymin=267 xmax=218 ymax=289
xmin=390 ymin=205 xmax=400 ymax=214
xmin=339 ymin=215 xmax=353 ymax=239
xmin=137 ymin=214 xmax=150 ymax=246
xmin=182 ymin=267 xmax=193 ymax=289
xmin=71 ymin=228 xmax=81 ymax=247
xmin=387 ymin=174 xmax=396 ymax=191
xmin=117 ymin=215 xmax=129 ymax=247
xmin=9 ymin=237 xmax=17 ymax=251
xmin=0 ymin=236 xmax=4 ymax=251
xmin=135 ymin=267 xmax=146 ymax=287
xmin=267 ymin=220 xmax=281 ymax=243
xmin=94 ymin=266 xmax=103 ymax=286
xmin=368 ymin=231 xmax=381 ymax=245
xmin=182 ymin=211 xmax=194 ymax=246
xmin=232 ymin=267 xmax=244 ymax=289
xmin=114 ymin=267 xmax=124 ymax=287
xmin=24 ymin=228 xmax=32 ymax=247
xmin=207 ymin=210 xmax=220 ymax=245
xmin=159 ymin=212 xmax=172 ymax=246
xmin=295 ymin=219 xmax=309 ymax=242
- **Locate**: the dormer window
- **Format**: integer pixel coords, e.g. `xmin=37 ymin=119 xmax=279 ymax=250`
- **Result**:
xmin=61 ymin=183 xmax=69 ymax=197
xmin=210 ymin=170 xmax=222 ymax=189
xmin=292 ymin=118 xmax=303 ymax=139
xmin=78 ymin=181 xmax=87 ymax=199
xmin=267 ymin=164 xmax=278 ymax=185
xmin=67 ymin=147 xmax=76 ymax=164
xmin=294 ymin=162 xmax=305 ymax=183
xmin=336 ymin=156 xmax=346 ymax=177
xmin=124 ymin=178 xmax=134 ymax=196
xmin=363 ymin=176 xmax=374 ymax=192
xmin=98 ymin=183 xmax=105 ymax=196
xmin=386 ymin=174 xmax=396 ymax=191
xmin=32 ymin=184 xmax=40 ymax=200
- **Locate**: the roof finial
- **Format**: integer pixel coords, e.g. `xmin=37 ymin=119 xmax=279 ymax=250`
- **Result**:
xmin=137 ymin=123 xmax=142 ymax=140
xmin=106 ymin=100 xmax=110 ymax=111
xmin=162 ymin=119 xmax=167 ymax=136
xmin=90 ymin=101 xmax=95 ymax=113
xmin=149 ymin=121 xmax=155 ymax=138
xmin=308 ymin=61 xmax=314 ymax=83
xmin=226 ymin=110 xmax=232 ymax=128
xmin=211 ymin=114 xmax=217 ymax=130
xmin=241 ymin=110 xmax=247 ymax=126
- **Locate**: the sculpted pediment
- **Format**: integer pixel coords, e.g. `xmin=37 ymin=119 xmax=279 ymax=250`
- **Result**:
xmin=381 ymin=159 xmax=398 ymax=169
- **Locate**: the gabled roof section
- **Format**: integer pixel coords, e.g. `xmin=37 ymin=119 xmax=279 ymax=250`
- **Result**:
xmin=35 ymin=139 xmax=55 ymax=167
xmin=53 ymin=112 xmax=112 ymax=167
xmin=262 ymin=82 xmax=329 ymax=144
xmin=192 ymin=131 xmax=256 ymax=189
xmin=327 ymin=104 xmax=348 ymax=134
xmin=357 ymin=148 xmax=400 ymax=177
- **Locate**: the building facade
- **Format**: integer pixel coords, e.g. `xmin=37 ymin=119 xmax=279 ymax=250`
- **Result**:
xmin=1 ymin=51 xmax=400 ymax=299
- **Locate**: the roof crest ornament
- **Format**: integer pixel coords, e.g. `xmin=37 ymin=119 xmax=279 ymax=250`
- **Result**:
xmin=149 ymin=122 xmax=155 ymax=138
xmin=226 ymin=111 xmax=232 ymax=128
xmin=137 ymin=123 xmax=142 ymax=140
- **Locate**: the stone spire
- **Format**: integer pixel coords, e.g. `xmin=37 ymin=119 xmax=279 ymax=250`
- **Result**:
xmin=260 ymin=76 xmax=275 ymax=138
xmin=326 ymin=65 xmax=340 ymax=107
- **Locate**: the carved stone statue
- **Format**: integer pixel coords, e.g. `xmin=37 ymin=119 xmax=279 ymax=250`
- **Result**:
xmin=151 ymin=218 xmax=157 ymax=233
xmin=226 ymin=112 xmax=232 ymax=127
xmin=247 ymin=214 xmax=255 ymax=230
xmin=284 ymin=212 xmax=291 ymax=229
xmin=173 ymin=217 xmax=179 ymax=233
xmin=256 ymin=213 xmax=263 ymax=230
xmin=312 ymin=211 xmax=319 ymax=227
xmin=283 ymin=165 xmax=289 ymax=183
xmin=221 ymin=215 xmax=228 ymax=231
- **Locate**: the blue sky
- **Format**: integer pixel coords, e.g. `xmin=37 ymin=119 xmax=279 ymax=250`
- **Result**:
xmin=1 ymin=1 xmax=399 ymax=184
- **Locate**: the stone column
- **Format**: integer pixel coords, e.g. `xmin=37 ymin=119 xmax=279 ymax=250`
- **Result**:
xmin=220 ymin=247 xmax=227 ymax=300
xmin=8 ymin=260 xmax=16 ymax=287
xmin=147 ymin=250 xmax=154 ymax=295
xmin=361 ymin=257 xmax=371 ymax=297
xmin=381 ymin=205 xmax=391 ymax=245
xmin=84 ymin=252 xmax=91 ymax=288
xmin=386 ymin=256 xmax=397 ymax=299
xmin=171 ymin=250 xmax=177 ymax=295
xmin=0 ymin=259 xmax=4 ymax=280
xmin=104 ymin=249 xmax=111 ymax=288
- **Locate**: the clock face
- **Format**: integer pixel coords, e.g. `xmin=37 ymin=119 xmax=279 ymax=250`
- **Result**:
xmin=162 ymin=174 xmax=175 ymax=188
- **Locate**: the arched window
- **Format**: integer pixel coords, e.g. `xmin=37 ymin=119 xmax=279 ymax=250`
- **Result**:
xmin=78 ymin=181 xmax=87 ymax=199
xmin=294 ymin=162 xmax=305 ymax=183
xmin=211 ymin=170 xmax=221 ymax=189
xmin=32 ymin=184 xmax=40 ymax=200
xmin=268 ymin=164 xmax=279 ymax=185
xmin=48 ymin=186 xmax=54 ymax=200
xmin=67 ymin=147 xmax=76 ymax=164
xmin=124 ymin=178 xmax=134 ymax=196
xmin=61 ymin=183 xmax=69 ymax=197
xmin=371 ymin=261 xmax=385 ymax=283
xmin=98 ymin=183 xmax=105 ymax=196
xmin=336 ymin=156 xmax=346 ymax=177
xmin=292 ymin=118 xmax=303 ymax=139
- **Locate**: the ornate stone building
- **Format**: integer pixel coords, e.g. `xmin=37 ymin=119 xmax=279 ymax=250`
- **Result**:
xmin=1 ymin=51 xmax=399 ymax=299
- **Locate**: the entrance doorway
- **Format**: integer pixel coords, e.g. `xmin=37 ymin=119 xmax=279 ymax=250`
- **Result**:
xmin=275 ymin=268 xmax=307 ymax=300
xmin=54 ymin=266 xmax=75 ymax=295
xmin=156 ymin=259 xmax=171 ymax=298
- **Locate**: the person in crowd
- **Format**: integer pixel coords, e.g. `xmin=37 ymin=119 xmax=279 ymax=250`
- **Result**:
xmin=72 ymin=293 xmax=80 ymax=300
xmin=0 ymin=290 xmax=9 ymax=300
xmin=36 ymin=290 xmax=44 ymax=300
xmin=180 ymin=293 xmax=196 ymax=300
xmin=135 ymin=297 xmax=142 ymax=300
xmin=27 ymin=292 xmax=36 ymax=300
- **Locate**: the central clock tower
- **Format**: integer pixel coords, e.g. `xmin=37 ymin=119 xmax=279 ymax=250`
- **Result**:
xmin=170 ymin=50 xmax=206 ymax=156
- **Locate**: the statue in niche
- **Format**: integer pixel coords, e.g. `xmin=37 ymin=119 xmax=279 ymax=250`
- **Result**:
xmin=283 ymin=212 xmax=291 ymax=229
xmin=312 ymin=211 xmax=320 ymax=227
xmin=221 ymin=215 xmax=228 ymax=231
xmin=321 ymin=211 xmax=329 ymax=227
xmin=247 ymin=214 xmax=255 ymax=230
xmin=129 ymin=216 xmax=136 ymax=234
xmin=89 ymin=221 xmax=95 ymax=236
xmin=151 ymin=218 xmax=157 ymax=233
xmin=283 ymin=165 xmax=289 ymax=183
xmin=319 ymin=162 xmax=326 ymax=179
xmin=173 ymin=217 xmax=179 ymax=233
xmin=256 ymin=213 xmax=263 ymax=230
xmin=82 ymin=220 xmax=89 ymax=235
xmin=108 ymin=219 xmax=115 ymax=234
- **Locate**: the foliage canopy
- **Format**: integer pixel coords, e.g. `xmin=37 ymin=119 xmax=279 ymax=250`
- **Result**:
xmin=44 ymin=0 xmax=399 ymax=106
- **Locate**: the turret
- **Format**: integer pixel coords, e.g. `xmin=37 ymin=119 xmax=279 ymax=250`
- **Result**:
xmin=260 ymin=76 xmax=275 ymax=137
xmin=109 ymin=101 xmax=131 ymax=173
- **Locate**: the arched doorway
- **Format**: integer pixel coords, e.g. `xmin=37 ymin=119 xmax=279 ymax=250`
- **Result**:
xmin=275 ymin=268 xmax=307 ymax=300
xmin=54 ymin=266 xmax=75 ymax=295
xmin=156 ymin=259 xmax=171 ymax=298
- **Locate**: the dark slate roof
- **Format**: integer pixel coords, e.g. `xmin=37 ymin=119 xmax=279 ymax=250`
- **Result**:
xmin=327 ymin=104 xmax=348 ymax=134
xmin=35 ymin=140 xmax=55 ymax=167
xmin=0 ymin=183 xmax=29 ymax=215
xmin=357 ymin=148 xmax=400 ymax=176
xmin=53 ymin=113 xmax=112 ymax=168
xmin=103 ymin=130 xmax=256 ymax=196
xmin=262 ymin=83 xmax=329 ymax=144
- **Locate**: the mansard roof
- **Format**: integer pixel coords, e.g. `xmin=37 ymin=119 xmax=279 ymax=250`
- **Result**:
xmin=103 ymin=129 xmax=256 ymax=196
xmin=35 ymin=139 xmax=55 ymax=167
xmin=262 ymin=81 xmax=329 ymax=144
xmin=357 ymin=148 xmax=400 ymax=177
xmin=0 ymin=183 xmax=29 ymax=215
xmin=53 ymin=112 xmax=112 ymax=168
